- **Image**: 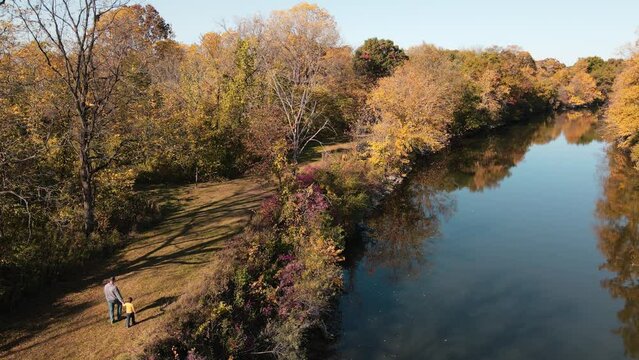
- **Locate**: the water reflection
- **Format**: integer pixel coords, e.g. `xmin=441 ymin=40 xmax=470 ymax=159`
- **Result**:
xmin=597 ymin=149 xmax=639 ymax=358
xmin=332 ymin=110 xmax=628 ymax=359
xmin=363 ymin=183 xmax=454 ymax=279
xmin=556 ymin=111 xmax=598 ymax=145
xmin=357 ymin=111 xmax=600 ymax=277
xmin=532 ymin=110 xmax=599 ymax=146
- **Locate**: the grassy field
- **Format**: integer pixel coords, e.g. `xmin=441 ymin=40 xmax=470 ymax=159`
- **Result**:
xmin=0 ymin=178 xmax=272 ymax=359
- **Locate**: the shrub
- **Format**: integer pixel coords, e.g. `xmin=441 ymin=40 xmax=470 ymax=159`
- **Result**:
xmin=145 ymin=178 xmax=344 ymax=359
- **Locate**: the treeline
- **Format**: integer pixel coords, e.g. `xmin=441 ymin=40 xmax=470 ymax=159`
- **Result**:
xmin=607 ymin=46 xmax=639 ymax=169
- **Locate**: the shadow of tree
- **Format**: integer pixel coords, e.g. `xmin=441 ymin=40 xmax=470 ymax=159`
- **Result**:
xmin=0 ymin=300 xmax=95 ymax=353
xmin=138 ymin=295 xmax=178 ymax=314
xmin=0 ymin=180 xmax=272 ymax=357
xmin=134 ymin=295 xmax=179 ymax=326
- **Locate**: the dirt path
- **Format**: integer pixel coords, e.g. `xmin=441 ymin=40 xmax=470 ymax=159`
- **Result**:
xmin=0 ymin=178 xmax=272 ymax=360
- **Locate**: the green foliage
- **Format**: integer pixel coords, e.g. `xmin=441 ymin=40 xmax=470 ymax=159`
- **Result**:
xmin=313 ymin=157 xmax=380 ymax=231
xmin=218 ymin=40 xmax=255 ymax=127
xmin=353 ymin=38 xmax=408 ymax=83
xmin=580 ymin=56 xmax=625 ymax=96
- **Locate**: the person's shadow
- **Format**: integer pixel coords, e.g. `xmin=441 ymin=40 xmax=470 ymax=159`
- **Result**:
xmin=135 ymin=296 xmax=178 ymax=325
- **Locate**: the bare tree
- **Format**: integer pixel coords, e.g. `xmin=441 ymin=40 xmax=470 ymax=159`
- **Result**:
xmin=263 ymin=3 xmax=339 ymax=163
xmin=11 ymin=0 xmax=129 ymax=236
xmin=270 ymin=61 xmax=330 ymax=164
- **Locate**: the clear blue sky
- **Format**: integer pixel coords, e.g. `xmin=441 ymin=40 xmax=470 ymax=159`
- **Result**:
xmin=144 ymin=0 xmax=638 ymax=65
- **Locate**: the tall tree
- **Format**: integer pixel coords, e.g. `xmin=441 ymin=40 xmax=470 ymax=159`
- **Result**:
xmin=367 ymin=44 xmax=467 ymax=176
xmin=12 ymin=0 xmax=134 ymax=236
xmin=264 ymin=3 xmax=340 ymax=162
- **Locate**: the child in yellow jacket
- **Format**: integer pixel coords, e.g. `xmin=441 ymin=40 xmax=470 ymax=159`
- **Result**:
xmin=123 ymin=297 xmax=136 ymax=328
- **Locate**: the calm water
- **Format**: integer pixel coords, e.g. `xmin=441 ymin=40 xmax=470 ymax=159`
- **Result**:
xmin=333 ymin=112 xmax=639 ymax=360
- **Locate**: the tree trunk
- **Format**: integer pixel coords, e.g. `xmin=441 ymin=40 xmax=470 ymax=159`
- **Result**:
xmin=80 ymin=164 xmax=96 ymax=237
xmin=79 ymin=122 xmax=95 ymax=237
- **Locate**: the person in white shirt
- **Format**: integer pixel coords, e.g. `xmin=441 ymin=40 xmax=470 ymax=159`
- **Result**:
xmin=103 ymin=276 xmax=124 ymax=323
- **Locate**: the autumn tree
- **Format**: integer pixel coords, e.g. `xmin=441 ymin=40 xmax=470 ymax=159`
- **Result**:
xmin=607 ymin=54 xmax=639 ymax=168
xmin=353 ymin=38 xmax=408 ymax=83
xmin=138 ymin=31 xmax=266 ymax=183
xmin=316 ymin=45 xmax=367 ymax=136
xmin=263 ymin=3 xmax=340 ymax=162
xmin=10 ymin=0 xmax=138 ymax=236
xmin=0 ymin=24 xmax=62 ymax=241
xmin=365 ymin=44 xmax=555 ymax=179
xmin=552 ymin=56 xmax=621 ymax=108
xmin=0 ymin=2 xmax=175 ymax=305
xmin=578 ymin=56 xmax=624 ymax=96
xmin=535 ymin=58 xmax=565 ymax=108
xmin=0 ymin=24 xmax=80 ymax=305
xmin=367 ymin=44 xmax=466 ymax=176
xmin=558 ymin=70 xmax=604 ymax=107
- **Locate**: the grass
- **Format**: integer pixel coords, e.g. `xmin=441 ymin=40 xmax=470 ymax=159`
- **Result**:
xmin=0 ymin=177 xmax=272 ymax=360
xmin=300 ymin=141 xmax=357 ymax=169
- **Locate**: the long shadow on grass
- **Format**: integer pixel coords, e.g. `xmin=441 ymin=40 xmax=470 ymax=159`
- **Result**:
xmin=113 ymin=188 xmax=271 ymax=274
xmin=0 ymin=300 xmax=95 ymax=354
xmin=133 ymin=295 xmax=180 ymax=326
xmin=0 ymin=182 xmax=271 ymax=356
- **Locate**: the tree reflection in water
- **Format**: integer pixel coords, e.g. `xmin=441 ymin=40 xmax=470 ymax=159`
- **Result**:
xmin=352 ymin=110 xmax=600 ymax=280
xmin=363 ymin=179 xmax=455 ymax=279
xmin=556 ymin=111 xmax=598 ymax=145
xmin=597 ymin=149 xmax=639 ymax=358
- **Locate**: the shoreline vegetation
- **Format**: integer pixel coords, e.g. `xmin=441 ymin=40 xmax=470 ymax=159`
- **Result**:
xmin=1 ymin=1 xmax=639 ymax=359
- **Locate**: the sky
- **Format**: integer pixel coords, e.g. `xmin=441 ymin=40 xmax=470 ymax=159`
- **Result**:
xmin=144 ymin=0 xmax=639 ymax=65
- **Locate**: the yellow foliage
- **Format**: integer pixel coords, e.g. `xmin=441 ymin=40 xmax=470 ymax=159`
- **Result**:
xmin=200 ymin=32 xmax=222 ymax=57
xmin=367 ymin=45 xmax=466 ymax=176
xmin=608 ymin=56 xmax=639 ymax=168
xmin=268 ymin=2 xmax=339 ymax=54
xmin=566 ymin=71 xmax=604 ymax=106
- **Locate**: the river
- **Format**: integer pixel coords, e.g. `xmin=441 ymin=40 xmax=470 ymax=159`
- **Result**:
xmin=331 ymin=111 xmax=639 ymax=359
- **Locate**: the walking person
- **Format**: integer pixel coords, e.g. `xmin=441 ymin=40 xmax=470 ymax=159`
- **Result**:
xmin=123 ymin=297 xmax=136 ymax=328
xmin=103 ymin=276 xmax=124 ymax=323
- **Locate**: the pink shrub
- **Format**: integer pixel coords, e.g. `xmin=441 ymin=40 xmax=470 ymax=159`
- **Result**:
xmin=290 ymin=184 xmax=329 ymax=225
xmin=256 ymin=195 xmax=282 ymax=227
xmin=276 ymin=259 xmax=304 ymax=317
xmin=296 ymin=166 xmax=319 ymax=187
xmin=186 ymin=349 xmax=206 ymax=360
